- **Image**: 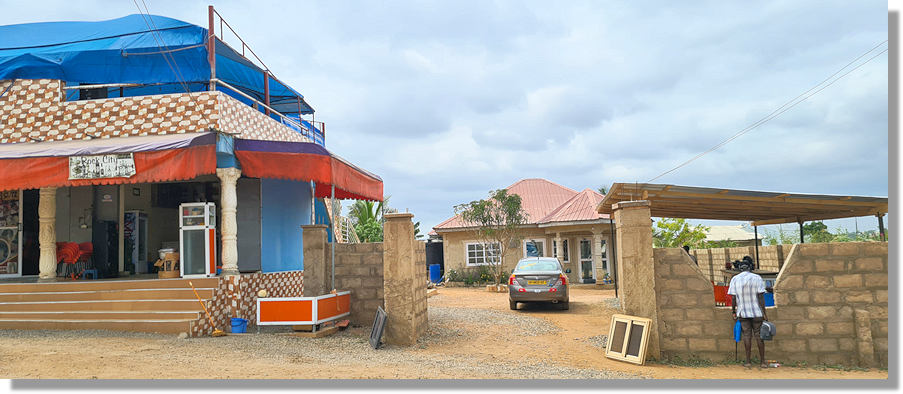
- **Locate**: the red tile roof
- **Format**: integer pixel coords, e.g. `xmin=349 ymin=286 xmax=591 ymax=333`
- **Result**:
xmin=538 ymin=188 xmax=609 ymax=223
xmin=433 ymin=179 xmax=608 ymax=231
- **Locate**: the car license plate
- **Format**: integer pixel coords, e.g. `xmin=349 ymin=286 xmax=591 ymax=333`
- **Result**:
xmin=532 ymin=289 xmax=541 ymax=293
xmin=527 ymin=280 xmax=546 ymax=285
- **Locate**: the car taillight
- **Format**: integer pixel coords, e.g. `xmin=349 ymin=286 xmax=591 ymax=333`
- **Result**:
xmin=559 ymin=274 xmax=568 ymax=286
xmin=508 ymin=275 xmax=517 ymax=286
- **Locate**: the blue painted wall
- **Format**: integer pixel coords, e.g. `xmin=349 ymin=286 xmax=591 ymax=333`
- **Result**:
xmin=261 ymin=178 xmax=311 ymax=272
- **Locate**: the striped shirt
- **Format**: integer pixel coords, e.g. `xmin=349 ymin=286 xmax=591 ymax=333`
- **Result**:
xmin=727 ymin=271 xmax=766 ymax=318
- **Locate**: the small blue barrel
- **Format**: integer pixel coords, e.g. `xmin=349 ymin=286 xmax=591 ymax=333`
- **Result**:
xmin=231 ymin=318 xmax=248 ymax=334
xmin=429 ymin=264 xmax=441 ymax=283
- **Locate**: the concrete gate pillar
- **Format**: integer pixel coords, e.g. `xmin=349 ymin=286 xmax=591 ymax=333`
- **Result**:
xmin=216 ymin=167 xmax=241 ymax=276
xmin=612 ymin=200 xmax=660 ymax=359
xmin=38 ymin=187 xmax=58 ymax=281
xmin=592 ymin=229 xmax=603 ymax=281
xmin=383 ymin=212 xmax=428 ymax=346
xmin=301 ymin=224 xmax=330 ymax=296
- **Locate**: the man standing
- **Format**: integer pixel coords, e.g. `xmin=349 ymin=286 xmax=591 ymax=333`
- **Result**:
xmin=728 ymin=256 xmax=768 ymax=368
xmin=682 ymin=245 xmax=698 ymax=266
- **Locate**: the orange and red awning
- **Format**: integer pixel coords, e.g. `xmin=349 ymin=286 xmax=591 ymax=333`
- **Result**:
xmin=0 ymin=133 xmax=217 ymax=192
xmin=234 ymin=138 xmax=383 ymax=201
xmin=0 ymin=133 xmax=383 ymax=202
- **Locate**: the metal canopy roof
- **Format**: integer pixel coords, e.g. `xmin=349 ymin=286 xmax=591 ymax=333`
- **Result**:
xmin=596 ymin=183 xmax=888 ymax=226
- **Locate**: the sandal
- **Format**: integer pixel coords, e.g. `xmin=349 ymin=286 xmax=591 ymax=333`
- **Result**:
xmin=743 ymin=363 xmax=752 ymax=368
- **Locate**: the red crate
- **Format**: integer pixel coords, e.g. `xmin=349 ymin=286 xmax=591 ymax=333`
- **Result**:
xmin=713 ymin=285 xmax=732 ymax=306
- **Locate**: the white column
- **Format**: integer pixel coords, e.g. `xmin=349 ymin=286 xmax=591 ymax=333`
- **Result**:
xmin=555 ymin=233 xmax=563 ymax=262
xmin=217 ymin=167 xmax=242 ymax=276
xmin=38 ymin=187 xmax=57 ymax=281
xmin=592 ymin=230 xmax=602 ymax=281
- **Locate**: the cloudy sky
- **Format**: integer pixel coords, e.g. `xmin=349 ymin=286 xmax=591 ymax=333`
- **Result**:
xmin=1 ymin=1 xmax=891 ymax=235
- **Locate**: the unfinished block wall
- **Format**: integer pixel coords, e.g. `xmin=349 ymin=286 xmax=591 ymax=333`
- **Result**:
xmin=654 ymin=242 xmax=888 ymax=367
xmin=334 ymin=243 xmax=385 ymax=324
xmin=690 ymin=244 xmax=791 ymax=284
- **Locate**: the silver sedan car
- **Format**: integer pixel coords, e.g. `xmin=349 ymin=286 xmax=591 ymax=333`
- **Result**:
xmin=508 ymin=257 xmax=569 ymax=310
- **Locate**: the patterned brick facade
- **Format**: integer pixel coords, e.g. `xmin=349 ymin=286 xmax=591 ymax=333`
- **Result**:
xmin=188 ymin=271 xmax=304 ymax=337
xmin=0 ymin=79 xmax=312 ymax=144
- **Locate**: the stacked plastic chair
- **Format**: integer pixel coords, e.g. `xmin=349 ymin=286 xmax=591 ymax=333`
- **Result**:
xmin=77 ymin=242 xmax=96 ymax=279
xmin=55 ymin=242 xmax=82 ymax=279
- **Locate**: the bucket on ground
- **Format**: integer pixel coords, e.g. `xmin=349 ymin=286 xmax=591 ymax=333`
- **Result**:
xmin=429 ymin=264 xmax=442 ymax=283
xmin=231 ymin=317 xmax=248 ymax=334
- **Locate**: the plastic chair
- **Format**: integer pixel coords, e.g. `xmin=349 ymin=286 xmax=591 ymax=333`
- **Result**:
xmin=81 ymin=269 xmax=99 ymax=280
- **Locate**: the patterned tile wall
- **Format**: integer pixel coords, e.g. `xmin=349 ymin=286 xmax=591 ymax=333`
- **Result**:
xmin=0 ymin=79 xmax=312 ymax=144
xmin=188 ymin=271 xmax=304 ymax=337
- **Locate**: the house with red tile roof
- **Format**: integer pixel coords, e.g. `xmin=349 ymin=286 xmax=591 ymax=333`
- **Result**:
xmin=433 ymin=178 xmax=613 ymax=284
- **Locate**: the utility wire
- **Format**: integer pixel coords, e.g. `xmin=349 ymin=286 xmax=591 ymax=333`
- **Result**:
xmin=647 ymin=40 xmax=889 ymax=183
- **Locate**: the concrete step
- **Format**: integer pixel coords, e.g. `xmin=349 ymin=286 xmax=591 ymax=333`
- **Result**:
xmin=0 ymin=288 xmax=215 ymax=303
xmin=0 ymin=310 xmax=201 ymax=320
xmin=0 ymin=318 xmax=194 ymax=334
xmin=0 ymin=299 xmax=207 ymax=312
xmin=0 ymin=277 xmax=220 ymax=293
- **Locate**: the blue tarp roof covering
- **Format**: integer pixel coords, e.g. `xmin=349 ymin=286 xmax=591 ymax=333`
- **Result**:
xmin=0 ymin=14 xmax=314 ymax=114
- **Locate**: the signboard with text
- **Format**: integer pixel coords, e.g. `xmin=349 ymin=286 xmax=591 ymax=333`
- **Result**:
xmin=69 ymin=153 xmax=136 ymax=180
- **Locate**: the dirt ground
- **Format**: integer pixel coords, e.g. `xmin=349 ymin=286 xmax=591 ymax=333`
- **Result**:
xmin=0 ymin=286 xmax=888 ymax=380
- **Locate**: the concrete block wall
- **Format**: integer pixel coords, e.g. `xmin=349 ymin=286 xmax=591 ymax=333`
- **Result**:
xmin=414 ymin=240 xmax=429 ymax=337
xmin=654 ymin=248 xmax=732 ymax=362
xmin=690 ymin=244 xmax=791 ymax=284
xmin=654 ymin=242 xmax=888 ymax=367
xmin=334 ymin=243 xmax=384 ymax=324
xmin=770 ymin=242 xmax=888 ymax=367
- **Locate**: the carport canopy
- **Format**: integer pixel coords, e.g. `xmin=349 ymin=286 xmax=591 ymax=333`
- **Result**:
xmin=596 ymin=183 xmax=887 ymax=226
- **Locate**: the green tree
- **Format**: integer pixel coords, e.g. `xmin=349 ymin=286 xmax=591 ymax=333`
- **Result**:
xmin=454 ymin=189 xmax=529 ymax=285
xmin=652 ymin=218 xmax=709 ymax=248
xmin=597 ymin=186 xmax=608 ymax=195
xmin=414 ymin=221 xmax=423 ymax=240
xmin=349 ymin=198 xmax=390 ymax=242
xmin=803 ymin=221 xmax=833 ymax=243
xmin=761 ymin=225 xmax=799 ymax=246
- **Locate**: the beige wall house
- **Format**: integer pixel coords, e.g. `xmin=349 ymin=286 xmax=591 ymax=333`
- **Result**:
xmin=433 ymin=179 xmax=613 ymax=284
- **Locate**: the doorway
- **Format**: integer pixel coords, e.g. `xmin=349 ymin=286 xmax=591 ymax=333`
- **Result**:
xmin=579 ymin=239 xmax=595 ymax=283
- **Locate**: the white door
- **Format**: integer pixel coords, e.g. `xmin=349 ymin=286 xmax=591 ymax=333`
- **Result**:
xmin=579 ymin=239 xmax=595 ymax=283
xmin=0 ymin=191 xmax=22 ymax=278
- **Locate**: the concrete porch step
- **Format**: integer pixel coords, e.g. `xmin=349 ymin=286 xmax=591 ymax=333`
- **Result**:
xmin=0 ymin=277 xmax=220 ymax=293
xmin=0 ymin=310 xmax=201 ymax=320
xmin=0 ymin=299 xmax=206 ymax=312
xmin=0 ymin=288 xmax=215 ymax=303
xmin=0 ymin=318 xmax=194 ymax=334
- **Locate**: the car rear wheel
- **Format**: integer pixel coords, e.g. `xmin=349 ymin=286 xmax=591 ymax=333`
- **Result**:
xmin=509 ymin=300 xmax=517 ymax=310
xmin=558 ymin=301 xmax=569 ymax=310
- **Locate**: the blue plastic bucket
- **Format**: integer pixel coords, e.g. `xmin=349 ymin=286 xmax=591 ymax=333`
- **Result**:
xmin=764 ymin=292 xmax=775 ymax=307
xmin=429 ymin=264 xmax=442 ymax=284
xmin=231 ymin=318 xmax=248 ymax=334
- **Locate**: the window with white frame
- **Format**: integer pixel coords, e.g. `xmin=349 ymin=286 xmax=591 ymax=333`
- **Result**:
xmin=552 ymin=239 xmax=569 ymax=263
xmin=465 ymin=242 xmax=501 ymax=266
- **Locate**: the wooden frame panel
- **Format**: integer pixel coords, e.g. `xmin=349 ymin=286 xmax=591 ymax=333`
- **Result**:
xmin=605 ymin=314 xmax=652 ymax=365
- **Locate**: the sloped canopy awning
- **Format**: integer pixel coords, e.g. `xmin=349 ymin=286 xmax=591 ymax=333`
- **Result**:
xmin=0 ymin=132 xmax=217 ymax=192
xmin=234 ymin=139 xmax=383 ymax=201
xmin=596 ymin=183 xmax=888 ymax=226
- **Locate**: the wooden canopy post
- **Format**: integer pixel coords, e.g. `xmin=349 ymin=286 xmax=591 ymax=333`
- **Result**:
xmin=798 ymin=221 xmax=804 ymax=244
xmin=754 ymin=225 xmax=760 ymax=270
xmin=877 ymin=214 xmax=886 ymax=241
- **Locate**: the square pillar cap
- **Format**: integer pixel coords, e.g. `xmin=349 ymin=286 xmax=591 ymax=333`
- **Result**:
xmin=301 ymin=224 xmax=329 ymax=229
xmin=385 ymin=212 xmax=414 ymax=220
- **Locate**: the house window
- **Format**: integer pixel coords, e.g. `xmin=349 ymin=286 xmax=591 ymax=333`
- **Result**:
xmin=523 ymin=239 xmax=546 ymax=258
xmin=553 ymin=239 xmax=569 ymax=263
xmin=465 ymin=242 xmax=500 ymax=266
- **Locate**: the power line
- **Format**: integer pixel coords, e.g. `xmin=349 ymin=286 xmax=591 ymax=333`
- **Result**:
xmin=647 ymin=40 xmax=889 ymax=183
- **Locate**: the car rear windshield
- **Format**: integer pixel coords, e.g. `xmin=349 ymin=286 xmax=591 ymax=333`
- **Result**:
xmin=515 ymin=260 xmax=560 ymax=272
